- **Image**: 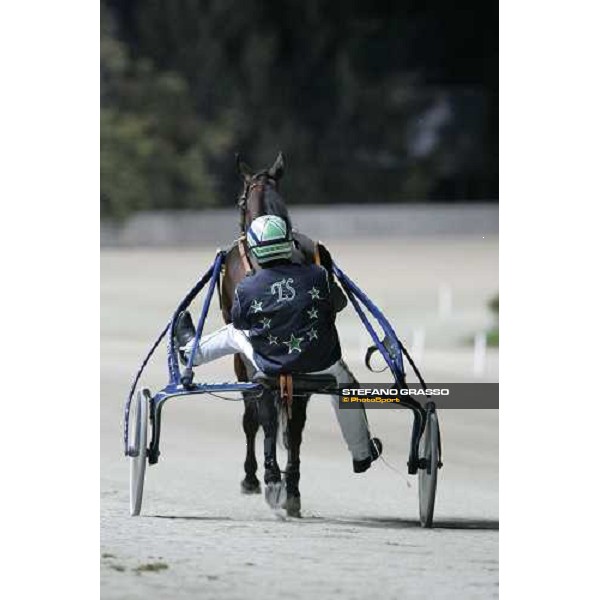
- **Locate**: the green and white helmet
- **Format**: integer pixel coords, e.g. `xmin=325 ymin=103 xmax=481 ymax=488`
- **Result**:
xmin=246 ymin=215 xmax=293 ymax=264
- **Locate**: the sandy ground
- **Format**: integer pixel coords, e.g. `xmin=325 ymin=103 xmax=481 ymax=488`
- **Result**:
xmin=101 ymin=237 xmax=498 ymax=599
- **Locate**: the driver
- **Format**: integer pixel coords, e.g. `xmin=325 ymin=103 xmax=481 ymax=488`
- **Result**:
xmin=175 ymin=214 xmax=382 ymax=473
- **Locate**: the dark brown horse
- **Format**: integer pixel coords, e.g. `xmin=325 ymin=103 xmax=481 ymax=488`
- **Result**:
xmin=220 ymin=152 xmax=315 ymax=516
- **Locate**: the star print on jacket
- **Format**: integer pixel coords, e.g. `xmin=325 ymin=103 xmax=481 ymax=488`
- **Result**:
xmin=307 ymin=286 xmax=321 ymax=300
xmin=250 ymin=299 xmax=263 ymax=313
xmin=283 ymin=333 xmax=304 ymax=353
xmin=230 ymin=262 xmax=342 ymax=375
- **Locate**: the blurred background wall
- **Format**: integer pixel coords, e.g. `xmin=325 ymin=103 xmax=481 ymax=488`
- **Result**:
xmin=101 ymin=0 xmax=498 ymax=222
xmin=101 ymin=203 xmax=498 ymax=247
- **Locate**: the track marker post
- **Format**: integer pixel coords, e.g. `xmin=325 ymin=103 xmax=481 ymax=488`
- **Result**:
xmin=438 ymin=284 xmax=453 ymax=318
xmin=411 ymin=328 xmax=426 ymax=365
xmin=473 ymin=331 xmax=487 ymax=377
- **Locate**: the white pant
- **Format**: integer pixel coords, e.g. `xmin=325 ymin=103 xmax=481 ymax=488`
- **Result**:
xmin=183 ymin=323 xmax=372 ymax=460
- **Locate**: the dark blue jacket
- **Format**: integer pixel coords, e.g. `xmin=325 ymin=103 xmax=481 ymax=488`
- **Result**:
xmin=231 ymin=262 xmax=345 ymax=375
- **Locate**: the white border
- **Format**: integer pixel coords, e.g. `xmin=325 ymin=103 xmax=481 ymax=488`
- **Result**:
xmin=501 ymin=0 xmax=599 ymax=596
xmin=1 ymin=2 xmax=99 ymax=598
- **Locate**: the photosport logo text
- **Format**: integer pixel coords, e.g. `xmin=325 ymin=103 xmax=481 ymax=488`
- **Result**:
xmin=340 ymin=387 xmax=449 ymax=405
xmin=338 ymin=384 xmax=499 ymax=409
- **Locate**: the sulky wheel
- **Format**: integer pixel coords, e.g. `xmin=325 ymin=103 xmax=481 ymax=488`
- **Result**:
xmin=128 ymin=388 xmax=150 ymax=516
xmin=418 ymin=409 xmax=440 ymax=528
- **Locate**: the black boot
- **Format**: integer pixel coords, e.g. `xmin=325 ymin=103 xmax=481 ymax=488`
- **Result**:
xmin=353 ymin=437 xmax=383 ymax=473
xmin=174 ymin=311 xmax=196 ymax=363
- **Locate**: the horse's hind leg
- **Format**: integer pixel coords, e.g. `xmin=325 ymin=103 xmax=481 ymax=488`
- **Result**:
xmin=257 ymin=389 xmax=281 ymax=483
xmin=240 ymin=393 xmax=261 ymax=494
xmin=235 ymin=354 xmax=261 ymax=494
xmin=258 ymin=389 xmax=287 ymax=508
xmin=284 ymin=394 xmax=308 ymax=517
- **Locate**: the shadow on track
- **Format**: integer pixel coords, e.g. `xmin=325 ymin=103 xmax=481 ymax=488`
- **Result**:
xmin=149 ymin=515 xmax=234 ymax=522
xmin=301 ymin=516 xmax=498 ymax=531
xmin=148 ymin=514 xmax=498 ymax=531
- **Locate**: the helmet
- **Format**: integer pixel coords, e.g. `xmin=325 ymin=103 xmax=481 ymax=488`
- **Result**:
xmin=246 ymin=215 xmax=293 ymax=264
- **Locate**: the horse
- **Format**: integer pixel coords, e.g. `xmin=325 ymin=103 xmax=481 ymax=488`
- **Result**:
xmin=220 ymin=152 xmax=317 ymax=516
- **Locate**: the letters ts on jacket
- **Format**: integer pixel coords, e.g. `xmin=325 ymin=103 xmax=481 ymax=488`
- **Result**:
xmin=232 ymin=263 xmax=347 ymax=375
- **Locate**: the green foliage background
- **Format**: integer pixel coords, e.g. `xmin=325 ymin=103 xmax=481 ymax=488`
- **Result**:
xmin=101 ymin=1 xmax=498 ymax=219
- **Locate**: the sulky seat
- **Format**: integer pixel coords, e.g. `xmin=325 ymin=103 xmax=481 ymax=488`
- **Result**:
xmin=253 ymin=373 xmax=338 ymax=395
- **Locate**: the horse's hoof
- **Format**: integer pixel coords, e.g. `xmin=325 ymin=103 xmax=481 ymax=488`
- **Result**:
xmin=265 ymin=481 xmax=287 ymax=510
xmin=240 ymin=477 xmax=261 ymax=495
xmin=284 ymin=495 xmax=301 ymax=518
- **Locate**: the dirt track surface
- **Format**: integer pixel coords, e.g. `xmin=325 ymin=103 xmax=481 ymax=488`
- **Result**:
xmin=101 ymin=237 xmax=498 ymax=599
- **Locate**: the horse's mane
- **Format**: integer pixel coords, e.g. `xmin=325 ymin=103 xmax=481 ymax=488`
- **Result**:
xmin=262 ymin=184 xmax=292 ymax=231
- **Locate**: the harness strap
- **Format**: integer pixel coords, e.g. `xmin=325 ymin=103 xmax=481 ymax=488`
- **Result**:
xmin=279 ymin=374 xmax=293 ymax=418
xmin=238 ymin=235 xmax=253 ymax=275
xmin=314 ymin=241 xmax=321 ymax=265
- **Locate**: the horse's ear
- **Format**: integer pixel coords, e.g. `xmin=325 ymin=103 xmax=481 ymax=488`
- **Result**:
xmin=235 ymin=153 xmax=253 ymax=181
xmin=268 ymin=151 xmax=285 ymax=180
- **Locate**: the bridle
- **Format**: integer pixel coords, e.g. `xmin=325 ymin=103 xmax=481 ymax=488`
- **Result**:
xmin=237 ymin=173 xmax=277 ymax=234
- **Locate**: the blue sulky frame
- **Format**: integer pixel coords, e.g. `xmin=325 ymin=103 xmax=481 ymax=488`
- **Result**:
xmin=124 ymin=249 xmax=436 ymax=472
